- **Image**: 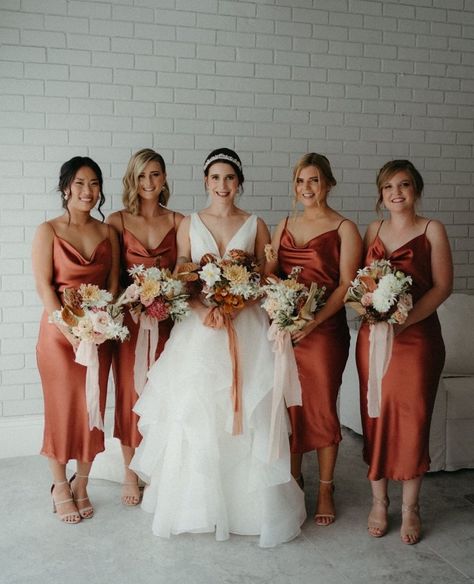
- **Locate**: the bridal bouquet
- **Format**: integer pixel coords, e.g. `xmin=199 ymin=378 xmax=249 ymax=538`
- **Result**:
xmin=261 ymin=266 xmax=326 ymax=332
xmin=196 ymin=249 xmax=262 ymax=436
xmin=344 ymin=259 xmax=413 ymax=418
xmin=116 ymin=264 xmax=191 ymax=323
xmin=344 ymin=259 xmax=413 ymax=325
xmin=115 ymin=264 xmax=191 ymax=396
xmin=51 ymin=284 xmax=129 ymax=430
xmin=51 ymin=284 xmax=129 ymax=344
xmin=261 ymin=267 xmax=326 ymax=461
xmin=198 ymin=249 xmax=262 ymax=313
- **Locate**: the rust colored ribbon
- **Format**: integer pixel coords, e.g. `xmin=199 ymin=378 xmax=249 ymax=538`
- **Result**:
xmin=204 ymin=307 xmax=243 ymax=435
xmin=132 ymin=312 xmax=160 ymax=396
xmin=267 ymin=323 xmax=302 ymax=462
xmin=367 ymin=322 xmax=394 ymax=418
xmin=75 ymin=341 xmax=103 ymax=431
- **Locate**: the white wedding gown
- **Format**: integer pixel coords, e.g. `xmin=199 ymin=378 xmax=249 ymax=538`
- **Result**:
xmin=130 ymin=213 xmax=306 ymax=547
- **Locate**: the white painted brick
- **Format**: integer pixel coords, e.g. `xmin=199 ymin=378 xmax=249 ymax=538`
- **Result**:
xmin=90 ymin=20 xmax=135 ymax=37
xmin=216 ymin=30 xmax=255 ymax=47
xmin=44 ymin=80 xmax=88 ymax=97
xmin=24 ymin=63 xmax=68 ymax=81
xmin=91 ymin=83 xmax=132 ymax=100
xmin=256 ymin=5 xmax=290 ymax=21
xmin=47 ymin=47 xmax=90 ymax=65
xmin=0 ymin=111 xmax=44 ymax=129
xmin=25 ymin=96 xmax=67 ymax=113
xmin=0 ymin=61 xmax=23 ymax=77
xmin=3 ymin=399 xmax=44 ymax=416
xmin=45 ymin=14 xmax=88 ymax=33
xmin=399 ymin=19 xmax=430 ymax=34
xmin=155 ymin=40 xmax=195 ymax=57
xmin=69 ymin=130 xmax=111 ymax=146
xmin=0 ymin=78 xmax=44 ymax=96
xmin=237 ymin=16 xmax=273 ymax=34
xmin=416 ymin=64 xmax=448 ymax=78
xmin=175 ymin=88 xmax=214 ymax=104
xmin=0 ymin=386 xmax=24 ymax=401
xmin=0 ymin=10 xmax=44 ymax=28
xmin=216 ymin=61 xmax=254 ymax=77
xmin=21 ymin=29 xmax=66 ymax=47
xmin=178 ymin=58 xmax=215 ymax=74
xmin=68 ymin=1 xmax=111 ymax=19
xmin=70 ymin=98 xmax=113 ymax=114
xmin=346 ymin=56 xmax=380 ymax=72
xmin=0 ymin=27 xmax=20 ymax=44
xmin=65 ymin=32 xmax=108 ymax=51
xmin=363 ymin=15 xmax=397 ymax=31
xmin=293 ymin=67 xmax=327 ymax=82
xmin=256 ymin=33 xmax=291 ymax=51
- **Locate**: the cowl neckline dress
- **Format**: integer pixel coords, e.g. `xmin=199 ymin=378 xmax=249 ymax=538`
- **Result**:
xmin=37 ymin=232 xmax=113 ymax=464
xmin=278 ymin=222 xmax=350 ymax=452
xmin=356 ymin=229 xmax=445 ymax=481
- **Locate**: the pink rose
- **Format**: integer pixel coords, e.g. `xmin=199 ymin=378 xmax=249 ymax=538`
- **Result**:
xmin=361 ymin=293 xmax=373 ymax=307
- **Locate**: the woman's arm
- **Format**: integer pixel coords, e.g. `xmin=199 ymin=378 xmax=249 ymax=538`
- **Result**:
xmin=32 ymin=222 xmax=78 ymax=347
xmin=254 ymin=217 xmax=271 ymax=273
xmin=106 ymin=224 xmax=120 ymax=298
xmin=264 ymin=218 xmax=286 ymax=276
xmin=395 ymin=220 xmax=453 ymax=334
xmin=174 ymin=215 xmax=192 ymax=268
xmin=291 ymin=220 xmax=363 ymax=343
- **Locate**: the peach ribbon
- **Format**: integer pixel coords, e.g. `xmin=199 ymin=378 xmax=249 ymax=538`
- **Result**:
xmin=75 ymin=341 xmax=103 ymax=431
xmin=267 ymin=323 xmax=302 ymax=462
xmin=367 ymin=322 xmax=394 ymax=418
xmin=132 ymin=312 xmax=159 ymax=396
xmin=204 ymin=307 xmax=243 ymax=435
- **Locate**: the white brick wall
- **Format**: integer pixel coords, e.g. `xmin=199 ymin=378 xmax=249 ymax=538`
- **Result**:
xmin=0 ymin=0 xmax=473 ymax=455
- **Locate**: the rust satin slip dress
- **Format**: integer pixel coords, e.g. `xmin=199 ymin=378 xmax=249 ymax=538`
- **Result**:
xmin=36 ymin=225 xmax=113 ymax=464
xmin=356 ymin=221 xmax=445 ymax=481
xmin=113 ymin=212 xmax=177 ymax=448
xmin=278 ymin=218 xmax=350 ymax=453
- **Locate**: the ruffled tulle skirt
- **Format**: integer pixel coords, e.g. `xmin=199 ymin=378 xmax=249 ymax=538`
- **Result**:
xmin=130 ymin=305 xmax=306 ymax=547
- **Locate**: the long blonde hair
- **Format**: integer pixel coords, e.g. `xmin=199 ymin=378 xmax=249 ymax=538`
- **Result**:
xmin=122 ymin=149 xmax=170 ymax=215
xmin=291 ymin=153 xmax=337 ymax=214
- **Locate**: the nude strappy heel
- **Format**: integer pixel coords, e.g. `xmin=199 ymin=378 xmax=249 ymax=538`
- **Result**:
xmin=314 ymin=479 xmax=336 ymax=526
xmin=69 ymin=473 xmax=94 ymax=519
xmin=401 ymin=503 xmax=421 ymax=545
xmin=367 ymin=496 xmax=390 ymax=538
xmin=51 ymin=481 xmax=81 ymax=524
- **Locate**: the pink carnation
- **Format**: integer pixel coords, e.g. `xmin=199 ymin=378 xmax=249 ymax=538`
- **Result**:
xmin=361 ymin=293 xmax=373 ymax=307
xmin=145 ymin=298 xmax=170 ymax=321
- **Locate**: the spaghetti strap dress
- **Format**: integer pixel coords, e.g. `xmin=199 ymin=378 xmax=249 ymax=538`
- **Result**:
xmin=113 ymin=212 xmax=177 ymax=448
xmin=356 ymin=221 xmax=445 ymax=481
xmin=278 ymin=218 xmax=350 ymax=452
xmin=36 ymin=226 xmax=113 ymax=464
xmin=130 ymin=213 xmax=306 ymax=547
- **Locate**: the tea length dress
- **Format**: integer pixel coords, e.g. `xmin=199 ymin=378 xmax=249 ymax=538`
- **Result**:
xmin=36 ymin=225 xmax=113 ymax=464
xmin=356 ymin=221 xmax=445 ymax=481
xmin=113 ymin=212 xmax=177 ymax=448
xmin=278 ymin=219 xmax=350 ymax=453
xmin=130 ymin=213 xmax=306 ymax=547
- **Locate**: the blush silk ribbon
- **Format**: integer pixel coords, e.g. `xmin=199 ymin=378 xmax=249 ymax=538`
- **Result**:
xmin=132 ymin=312 xmax=160 ymax=397
xmin=204 ymin=307 xmax=243 ymax=435
xmin=75 ymin=341 xmax=103 ymax=431
xmin=267 ymin=323 xmax=302 ymax=462
xmin=367 ymin=322 xmax=394 ymax=418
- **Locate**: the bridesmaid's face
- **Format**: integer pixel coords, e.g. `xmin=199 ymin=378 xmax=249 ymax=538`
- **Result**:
xmin=295 ymin=165 xmax=329 ymax=206
xmin=137 ymin=161 xmax=166 ymax=201
xmin=66 ymin=166 xmax=100 ymax=212
xmin=205 ymin=162 xmax=240 ymax=201
xmin=380 ymin=170 xmax=417 ymax=212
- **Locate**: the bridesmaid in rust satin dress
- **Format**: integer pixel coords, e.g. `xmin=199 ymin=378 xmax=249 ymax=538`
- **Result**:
xmin=266 ymin=153 xmax=362 ymax=526
xmin=107 ymin=149 xmax=183 ymax=506
xmin=356 ymin=160 xmax=452 ymax=544
xmin=32 ymin=157 xmax=120 ymax=523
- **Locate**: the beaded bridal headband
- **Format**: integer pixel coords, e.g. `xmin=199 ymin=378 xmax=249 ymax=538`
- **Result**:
xmin=203 ymin=153 xmax=242 ymax=172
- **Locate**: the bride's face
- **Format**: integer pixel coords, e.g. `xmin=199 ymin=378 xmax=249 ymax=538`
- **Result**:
xmin=205 ymin=162 xmax=240 ymax=201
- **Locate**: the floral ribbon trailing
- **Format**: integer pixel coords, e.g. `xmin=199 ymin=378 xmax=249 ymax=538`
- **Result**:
xmin=204 ymin=307 xmax=243 ymax=435
xmin=267 ymin=323 xmax=302 ymax=462
xmin=75 ymin=341 xmax=103 ymax=431
xmin=132 ymin=312 xmax=159 ymax=397
xmin=367 ymin=322 xmax=394 ymax=418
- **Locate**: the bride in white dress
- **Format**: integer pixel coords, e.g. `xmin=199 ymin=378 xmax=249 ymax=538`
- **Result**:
xmin=130 ymin=148 xmax=306 ymax=547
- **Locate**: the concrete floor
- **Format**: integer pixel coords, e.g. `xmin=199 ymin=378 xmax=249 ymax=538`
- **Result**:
xmin=1 ymin=428 xmax=473 ymax=584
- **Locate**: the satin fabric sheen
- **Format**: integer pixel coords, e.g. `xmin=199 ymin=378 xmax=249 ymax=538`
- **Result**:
xmin=36 ymin=234 xmax=113 ymax=464
xmin=278 ymin=225 xmax=350 ymax=453
xmin=113 ymin=223 xmax=176 ymax=448
xmin=356 ymin=232 xmax=445 ymax=481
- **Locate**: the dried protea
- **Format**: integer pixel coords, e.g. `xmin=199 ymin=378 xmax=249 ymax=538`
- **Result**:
xmin=176 ymin=262 xmax=200 ymax=282
xmin=63 ymin=288 xmax=84 ymax=316
xmin=200 ymin=253 xmax=217 ymax=267
xmin=61 ymin=305 xmax=78 ymax=327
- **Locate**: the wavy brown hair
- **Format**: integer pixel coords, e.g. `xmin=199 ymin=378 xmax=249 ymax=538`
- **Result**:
xmin=375 ymin=159 xmax=424 ymax=214
xmin=122 ymin=149 xmax=170 ymax=215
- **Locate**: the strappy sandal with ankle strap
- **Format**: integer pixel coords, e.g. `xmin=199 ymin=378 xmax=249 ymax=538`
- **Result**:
xmin=51 ymin=481 xmax=81 ymax=524
xmin=69 ymin=473 xmax=94 ymax=519
xmin=401 ymin=503 xmax=421 ymax=545
xmin=314 ymin=479 xmax=336 ymax=526
xmin=367 ymin=496 xmax=390 ymax=538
